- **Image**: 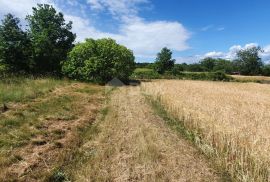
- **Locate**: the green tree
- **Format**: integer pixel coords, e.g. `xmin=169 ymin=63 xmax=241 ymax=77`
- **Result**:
xmin=171 ymin=64 xmax=184 ymax=75
xmin=26 ymin=4 xmax=76 ymax=73
xmin=213 ymin=59 xmax=234 ymax=74
xmin=234 ymin=46 xmax=263 ymax=75
xmin=186 ymin=63 xmax=204 ymax=72
xmin=0 ymin=14 xmax=31 ymax=72
xmin=62 ymin=38 xmax=135 ymax=83
xmin=154 ymin=47 xmax=175 ymax=74
xmin=262 ymin=64 xmax=270 ymax=76
xmin=200 ymin=57 xmax=216 ymax=71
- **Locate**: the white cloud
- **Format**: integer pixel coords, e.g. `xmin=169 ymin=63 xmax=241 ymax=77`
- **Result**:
xmin=87 ymin=0 xmax=149 ymax=18
xmin=217 ymin=27 xmax=225 ymax=31
xmin=201 ymin=24 xmax=225 ymax=32
xmin=67 ymin=17 xmax=190 ymax=57
xmin=176 ymin=43 xmax=270 ymax=64
xmin=202 ymin=43 xmax=270 ymax=63
xmin=117 ymin=20 xmax=190 ymax=57
xmin=201 ymin=25 xmax=213 ymax=31
xmin=0 ymin=0 xmax=55 ymax=18
xmin=0 ymin=0 xmax=191 ymax=60
xmin=87 ymin=0 xmax=104 ymax=10
xmin=204 ymin=51 xmax=225 ymax=58
xmin=176 ymin=55 xmax=201 ymax=64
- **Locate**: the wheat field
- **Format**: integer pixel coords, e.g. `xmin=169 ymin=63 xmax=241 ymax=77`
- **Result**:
xmin=142 ymin=80 xmax=270 ymax=181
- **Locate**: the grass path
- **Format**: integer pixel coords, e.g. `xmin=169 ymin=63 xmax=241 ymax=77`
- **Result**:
xmin=72 ymin=86 xmax=221 ymax=181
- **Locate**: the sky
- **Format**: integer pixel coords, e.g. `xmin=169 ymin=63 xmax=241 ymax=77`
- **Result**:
xmin=0 ymin=0 xmax=270 ymax=63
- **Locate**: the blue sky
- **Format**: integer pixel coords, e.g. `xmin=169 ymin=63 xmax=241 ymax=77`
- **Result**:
xmin=1 ymin=0 xmax=270 ymax=63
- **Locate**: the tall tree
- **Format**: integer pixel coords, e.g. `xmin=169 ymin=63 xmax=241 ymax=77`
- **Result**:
xmin=0 ymin=14 xmax=31 ymax=72
xmin=154 ymin=47 xmax=175 ymax=74
xmin=234 ymin=46 xmax=263 ymax=75
xmin=26 ymin=4 xmax=76 ymax=73
xmin=200 ymin=57 xmax=216 ymax=71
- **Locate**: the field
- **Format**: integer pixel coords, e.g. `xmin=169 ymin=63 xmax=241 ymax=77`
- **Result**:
xmin=1 ymin=76 xmax=270 ymax=181
xmin=142 ymin=80 xmax=270 ymax=181
xmin=0 ymin=77 xmax=105 ymax=181
xmin=232 ymin=75 xmax=270 ymax=83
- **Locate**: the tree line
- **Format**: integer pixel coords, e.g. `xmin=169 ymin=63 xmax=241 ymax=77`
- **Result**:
xmin=140 ymin=46 xmax=270 ymax=76
xmin=1 ymin=3 xmax=269 ymax=83
xmin=0 ymin=4 xmax=135 ymax=83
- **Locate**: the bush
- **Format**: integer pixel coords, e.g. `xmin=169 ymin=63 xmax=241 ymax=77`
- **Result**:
xmin=179 ymin=71 xmax=232 ymax=81
xmin=130 ymin=69 xmax=161 ymax=79
xmin=209 ymin=71 xmax=233 ymax=81
xmin=62 ymin=38 xmax=135 ymax=84
xmin=171 ymin=65 xmax=184 ymax=75
xmin=0 ymin=64 xmax=9 ymax=76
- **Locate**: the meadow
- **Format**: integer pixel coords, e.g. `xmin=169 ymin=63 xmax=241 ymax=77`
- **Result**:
xmin=0 ymin=77 xmax=105 ymax=181
xmin=142 ymin=80 xmax=270 ymax=181
xmin=1 ymin=75 xmax=270 ymax=181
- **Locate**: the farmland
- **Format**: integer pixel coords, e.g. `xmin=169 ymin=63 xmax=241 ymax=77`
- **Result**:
xmin=1 ymin=76 xmax=270 ymax=181
xmin=142 ymin=80 xmax=270 ymax=181
xmin=1 ymin=1 xmax=270 ymax=181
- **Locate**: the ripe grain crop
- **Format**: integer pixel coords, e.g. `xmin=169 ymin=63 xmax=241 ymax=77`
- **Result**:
xmin=142 ymin=80 xmax=270 ymax=181
xmin=232 ymin=75 xmax=270 ymax=83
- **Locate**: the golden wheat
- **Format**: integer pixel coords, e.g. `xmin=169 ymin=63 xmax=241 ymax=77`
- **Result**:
xmin=232 ymin=75 xmax=270 ymax=82
xmin=142 ymin=80 xmax=270 ymax=181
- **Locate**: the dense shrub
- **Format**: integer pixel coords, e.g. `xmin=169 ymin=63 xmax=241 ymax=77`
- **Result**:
xmin=131 ymin=69 xmax=161 ymax=79
xmin=208 ymin=71 xmax=232 ymax=81
xmin=171 ymin=64 xmax=184 ymax=75
xmin=131 ymin=68 xmax=232 ymax=82
xmin=177 ymin=71 xmax=232 ymax=81
xmin=62 ymin=38 xmax=135 ymax=83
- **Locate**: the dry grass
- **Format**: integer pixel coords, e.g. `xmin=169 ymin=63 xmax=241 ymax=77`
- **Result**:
xmin=0 ymin=79 xmax=104 ymax=181
xmin=142 ymin=80 xmax=270 ymax=181
xmin=231 ymin=75 xmax=270 ymax=83
xmin=69 ymin=86 xmax=220 ymax=181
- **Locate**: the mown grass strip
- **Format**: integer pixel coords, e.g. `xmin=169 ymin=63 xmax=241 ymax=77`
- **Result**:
xmin=49 ymin=87 xmax=115 ymax=181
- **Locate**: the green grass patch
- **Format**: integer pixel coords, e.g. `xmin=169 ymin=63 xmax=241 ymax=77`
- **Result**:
xmin=131 ymin=68 xmax=233 ymax=82
xmin=0 ymin=76 xmax=70 ymax=104
xmin=131 ymin=69 xmax=161 ymax=79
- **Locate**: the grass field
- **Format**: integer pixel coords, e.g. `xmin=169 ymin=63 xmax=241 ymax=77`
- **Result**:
xmin=1 ymin=76 xmax=270 ymax=181
xmin=142 ymin=80 xmax=270 ymax=181
xmin=0 ymin=76 xmax=68 ymax=104
xmin=232 ymin=75 xmax=270 ymax=83
xmin=0 ymin=77 xmax=105 ymax=181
